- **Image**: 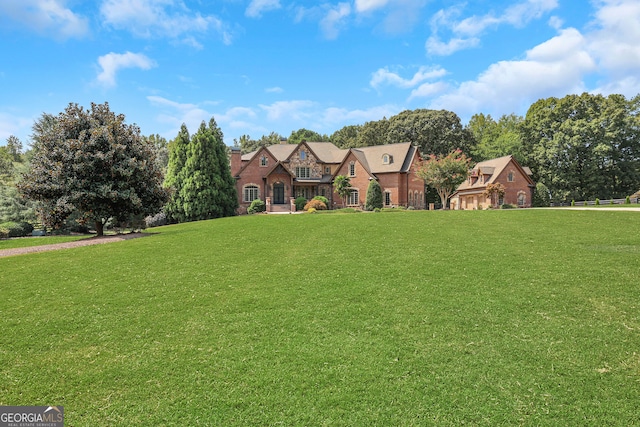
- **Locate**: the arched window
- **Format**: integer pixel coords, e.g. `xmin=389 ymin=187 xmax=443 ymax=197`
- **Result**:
xmin=243 ymin=185 xmax=259 ymax=202
xmin=382 ymin=154 xmax=392 ymax=165
xmin=415 ymin=191 xmax=420 ymax=208
xmin=347 ymin=189 xmax=359 ymax=206
xmin=409 ymin=191 xmax=413 ymax=206
xmin=517 ymin=191 xmax=526 ymax=207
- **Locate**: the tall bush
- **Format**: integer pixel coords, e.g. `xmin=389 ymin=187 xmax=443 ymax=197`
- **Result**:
xmin=365 ymin=180 xmax=383 ymax=211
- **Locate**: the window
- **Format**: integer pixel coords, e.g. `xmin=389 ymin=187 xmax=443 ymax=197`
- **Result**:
xmin=382 ymin=154 xmax=392 ymax=165
xmin=260 ymin=156 xmax=268 ymax=167
xmin=243 ymin=185 xmax=259 ymax=202
xmin=325 ymin=166 xmax=331 ymax=174
xmin=508 ymin=171 xmax=515 ymax=182
xmin=347 ymin=189 xmax=359 ymax=206
xmin=409 ymin=192 xmax=413 ymax=206
xmin=349 ymin=162 xmax=356 ymax=177
xmin=385 ymin=192 xmax=391 ymax=206
xmin=518 ymin=192 xmax=526 ymax=207
xmin=296 ymin=167 xmax=310 ymax=179
xmin=300 ymin=150 xmax=306 ymax=160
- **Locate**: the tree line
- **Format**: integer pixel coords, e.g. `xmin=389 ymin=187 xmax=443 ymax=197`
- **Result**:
xmin=236 ymin=92 xmax=640 ymax=204
xmin=2 ymin=92 xmax=639 ymax=234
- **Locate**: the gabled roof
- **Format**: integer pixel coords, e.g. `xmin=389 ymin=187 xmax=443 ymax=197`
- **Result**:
xmin=305 ymin=142 xmax=348 ymax=163
xmin=455 ymin=155 xmax=534 ymax=193
xmin=354 ymin=142 xmax=416 ymax=174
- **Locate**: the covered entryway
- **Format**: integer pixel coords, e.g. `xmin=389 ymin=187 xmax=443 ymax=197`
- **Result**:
xmin=273 ymin=182 xmax=285 ymax=204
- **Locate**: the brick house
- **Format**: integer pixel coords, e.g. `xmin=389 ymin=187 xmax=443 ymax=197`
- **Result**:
xmin=450 ymin=155 xmax=535 ymax=210
xmin=230 ymin=141 xmax=425 ymax=213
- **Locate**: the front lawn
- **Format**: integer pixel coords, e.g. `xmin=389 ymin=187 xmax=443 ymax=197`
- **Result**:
xmin=1 ymin=210 xmax=639 ymax=425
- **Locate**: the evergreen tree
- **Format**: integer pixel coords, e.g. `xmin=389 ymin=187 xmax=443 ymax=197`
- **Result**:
xmin=165 ymin=118 xmax=237 ymax=222
xmin=164 ymin=124 xmax=190 ymax=222
xmin=209 ymin=117 xmax=238 ymax=217
xmin=364 ymin=179 xmax=383 ymax=211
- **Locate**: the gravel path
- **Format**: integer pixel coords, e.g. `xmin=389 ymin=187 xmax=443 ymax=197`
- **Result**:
xmin=0 ymin=233 xmax=149 ymax=258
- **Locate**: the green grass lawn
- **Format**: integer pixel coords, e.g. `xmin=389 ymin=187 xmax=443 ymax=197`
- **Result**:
xmin=1 ymin=210 xmax=639 ymax=425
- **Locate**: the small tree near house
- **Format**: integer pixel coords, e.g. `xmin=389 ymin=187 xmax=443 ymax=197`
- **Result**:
xmin=483 ymin=182 xmax=506 ymax=208
xmin=365 ymin=179 xmax=383 ymax=211
xmin=333 ymin=175 xmax=351 ymax=207
xmin=416 ymin=150 xmax=471 ymax=209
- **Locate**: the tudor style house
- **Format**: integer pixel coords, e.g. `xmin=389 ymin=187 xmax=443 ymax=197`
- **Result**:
xmin=450 ymin=155 xmax=535 ymax=210
xmin=230 ymin=141 xmax=425 ymax=213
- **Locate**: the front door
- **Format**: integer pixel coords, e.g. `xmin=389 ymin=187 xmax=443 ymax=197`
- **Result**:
xmin=273 ymin=182 xmax=285 ymax=204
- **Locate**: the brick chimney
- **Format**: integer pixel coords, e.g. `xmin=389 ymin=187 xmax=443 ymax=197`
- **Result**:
xmin=230 ymin=146 xmax=242 ymax=177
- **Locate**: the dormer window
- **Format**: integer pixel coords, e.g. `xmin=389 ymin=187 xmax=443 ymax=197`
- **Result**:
xmin=300 ymin=150 xmax=306 ymax=160
xmin=382 ymin=154 xmax=391 ymax=165
xmin=260 ymin=156 xmax=268 ymax=167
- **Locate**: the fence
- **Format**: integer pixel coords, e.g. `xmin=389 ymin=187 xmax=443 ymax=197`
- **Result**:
xmin=551 ymin=197 xmax=639 ymax=207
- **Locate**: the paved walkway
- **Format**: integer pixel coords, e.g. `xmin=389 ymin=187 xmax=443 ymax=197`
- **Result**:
xmin=0 ymin=233 xmax=149 ymax=258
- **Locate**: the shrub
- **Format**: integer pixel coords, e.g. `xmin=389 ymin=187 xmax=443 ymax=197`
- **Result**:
xmin=248 ymin=199 xmax=266 ymax=214
xmin=304 ymin=199 xmax=327 ymax=211
xmin=625 ymin=196 xmax=631 ymax=204
xmin=584 ymin=201 xmax=588 ymax=206
xmin=609 ymin=199 xmax=614 ymax=205
xmin=373 ymin=208 xmax=381 ymax=213
xmin=364 ymin=180 xmax=383 ymax=211
xmin=533 ymin=182 xmax=551 ymax=207
xmin=407 ymin=206 xmax=415 ymax=210
xmin=307 ymin=208 xmax=317 ymax=214
xmin=312 ymin=195 xmax=329 ymax=206
xmin=294 ymin=197 xmax=307 ymax=211
xmin=595 ymin=198 xmax=600 ymax=205
xmin=0 ymin=221 xmax=34 ymax=238
xmin=501 ymin=204 xmax=517 ymax=209
xmin=145 ymin=212 xmax=168 ymax=228
xmin=571 ymin=200 xmax=575 ymax=206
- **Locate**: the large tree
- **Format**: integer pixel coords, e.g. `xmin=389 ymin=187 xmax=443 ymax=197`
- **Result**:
xmin=468 ymin=113 xmax=525 ymax=163
xmin=18 ymin=102 xmax=168 ymax=235
xmin=387 ymin=109 xmax=474 ymax=156
xmin=233 ymin=131 xmax=284 ymax=154
xmin=164 ymin=124 xmax=191 ymax=223
xmin=416 ymin=150 xmax=471 ymax=209
xmin=521 ymin=92 xmax=640 ymax=202
xmin=165 ymin=118 xmax=237 ymax=222
xmin=288 ymin=128 xmax=329 ymax=144
xmin=330 ymin=125 xmax=362 ymax=148
xmin=333 ymin=175 xmax=352 ymax=207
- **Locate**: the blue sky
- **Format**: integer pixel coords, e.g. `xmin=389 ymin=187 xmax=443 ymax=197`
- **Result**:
xmin=1 ymin=0 xmax=639 ymax=146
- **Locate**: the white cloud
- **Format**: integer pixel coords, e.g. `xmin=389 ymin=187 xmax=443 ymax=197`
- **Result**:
xmin=96 ymin=52 xmax=156 ymax=88
xmin=370 ymin=66 xmax=447 ymax=89
xmin=321 ymin=105 xmax=400 ymax=125
xmin=0 ymin=113 xmax=32 ymax=142
xmin=265 ymin=87 xmax=283 ymax=93
xmin=408 ymin=82 xmax=449 ymax=100
xmin=427 ymin=0 xmax=558 ymax=55
xmin=320 ymin=3 xmax=351 ymax=40
xmin=429 ymin=27 xmax=595 ymax=117
xmin=588 ymin=0 xmax=640 ymax=73
xmin=259 ymin=100 xmax=316 ymax=121
xmin=425 ymin=36 xmax=480 ymax=56
xmin=0 ymin=0 xmax=89 ymax=39
xmin=100 ymin=0 xmax=232 ymax=45
xmin=246 ymin=0 xmax=281 ymax=18
xmin=354 ymin=0 xmax=390 ymax=13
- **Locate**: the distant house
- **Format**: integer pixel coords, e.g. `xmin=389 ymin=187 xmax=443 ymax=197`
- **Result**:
xmin=230 ymin=141 xmax=425 ymax=213
xmin=450 ymin=155 xmax=535 ymax=210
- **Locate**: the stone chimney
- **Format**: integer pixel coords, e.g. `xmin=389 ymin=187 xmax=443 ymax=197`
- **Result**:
xmin=280 ymin=138 xmax=288 ymax=145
